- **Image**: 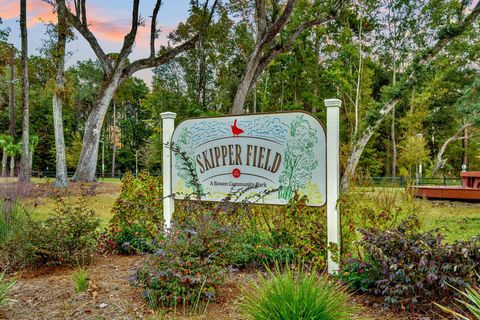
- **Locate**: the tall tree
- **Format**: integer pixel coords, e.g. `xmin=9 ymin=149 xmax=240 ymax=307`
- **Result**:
xmin=58 ymin=0 xmax=218 ymax=182
xmin=230 ymin=0 xmax=338 ymax=114
xmin=340 ymin=1 xmax=480 ymax=192
xmin=18 ymin=0 xmax=30 ymax=182
xmin=52 ymin=0 xmax=69 ymax=187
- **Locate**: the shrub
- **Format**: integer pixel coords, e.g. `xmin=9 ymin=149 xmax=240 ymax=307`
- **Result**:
xmin=338 ymin=257 xmax=380 ymax=292
xmin=357 ymin=218 xmax=480 ymax=310
xmin=239 ymin=263 xmax=357 ymax=320
xmin=0 ymin=190 xmax=100 ymax=271
xmin=108 ymin=172 xmax=163 ymax=254
xmin=73 ymin=268 xmax=89 ymax=293
xmin=30 ymin=193 xmax=100 ymax=266
xmin=0 ymin=272 xmax=15 ymax=308
xmin=136 ymin=212 xmax=233 ymax=308
xmin=339 ymin=187 xmax=420 ymax=261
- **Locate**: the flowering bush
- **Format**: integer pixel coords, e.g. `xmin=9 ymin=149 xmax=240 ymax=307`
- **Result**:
xmin=136 ymin=212 xmax=232 ymax=308
xmin=107 ymin=172 xmax=163 ymax=254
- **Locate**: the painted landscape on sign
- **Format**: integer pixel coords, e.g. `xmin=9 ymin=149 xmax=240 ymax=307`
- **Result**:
xmin=171 ymin=112 xmax=326 ymax=206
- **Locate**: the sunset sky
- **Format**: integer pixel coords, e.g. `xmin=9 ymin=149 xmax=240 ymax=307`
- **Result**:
xmin=1 ymin=0 xmax=191 ymax=85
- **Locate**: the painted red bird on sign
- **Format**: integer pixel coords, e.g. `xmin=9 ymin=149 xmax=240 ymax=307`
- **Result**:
xmin=231 ymin=119 xmax=244 ymax=137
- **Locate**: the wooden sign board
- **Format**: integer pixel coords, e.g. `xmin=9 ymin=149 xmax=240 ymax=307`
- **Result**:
xmin=170 ymin=112 xmax=326 ymax=206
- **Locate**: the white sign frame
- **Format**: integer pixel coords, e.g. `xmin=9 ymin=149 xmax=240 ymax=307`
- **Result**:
xmin=161 ymin=98 xmax=341 ymax=273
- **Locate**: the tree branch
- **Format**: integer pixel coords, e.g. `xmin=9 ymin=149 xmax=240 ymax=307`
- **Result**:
xmin=116 ymin=0 xmax=140 ymax=67
xmin=125 ymin=0 xmax=218 ymax=77
xmin=125 ymin=34 xmax=199 ymax=77
xmin=62 ymin=1 xmax=112 ymax=75
xmin=250 ymin=16 xmax=334 ymax=91
xmin=150 ymin=0 xmax=162 ymax=59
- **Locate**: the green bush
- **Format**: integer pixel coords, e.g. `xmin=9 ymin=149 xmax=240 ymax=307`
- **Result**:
xmin=0 ymin=200 xmax=34 ymax=272
xmin=239 ymin=263 xmax=357 ymax=320
xmin=30 ymin=195 xmax=100 ymax=266
xmin=339 ymin=187 xmax=420 ymax=261
xmin=436 ymin=284 xmax=480 ymax=320
xmin=0 ymin=192 xmax=100 ymax=271
xmin=136 ymin=212 xmax=232 ymax=308
xmin=338 ymin=257 xmax=380 ymax=292
xmin=0 ymin=200 xmax=28 ymax=246
xmin=108 ymin=171 xmax=163 ymax=254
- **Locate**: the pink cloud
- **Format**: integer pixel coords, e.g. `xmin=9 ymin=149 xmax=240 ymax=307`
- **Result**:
xmin=2 ymin=0 xmax=172 ymax=51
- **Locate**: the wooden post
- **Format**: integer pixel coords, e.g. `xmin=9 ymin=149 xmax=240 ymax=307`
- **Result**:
xmin=325 ymin=98 xmax=341 ymax=274
xmin=161 ymin=112 xmax=176 ymax=228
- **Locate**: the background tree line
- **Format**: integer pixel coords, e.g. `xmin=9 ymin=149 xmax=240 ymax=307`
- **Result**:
xmin=0 ymin=0 xmax=479 ymax=188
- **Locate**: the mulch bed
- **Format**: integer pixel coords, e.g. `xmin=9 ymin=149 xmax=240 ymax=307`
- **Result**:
xmin=0 ymin=254 xmax=436 ymax=320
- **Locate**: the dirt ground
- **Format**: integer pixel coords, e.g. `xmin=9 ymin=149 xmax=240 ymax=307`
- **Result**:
xmin=0 ymin=255 xmax=430 ymax=320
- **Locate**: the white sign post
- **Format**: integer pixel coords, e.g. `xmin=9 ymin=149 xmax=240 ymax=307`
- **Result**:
xmin=325 ymin=98 xmax=341 ymax=274
xmin=161 ymin=100 xmax=341 ymax=273
xmin=161 ymin=112 xmax=177 ymax=229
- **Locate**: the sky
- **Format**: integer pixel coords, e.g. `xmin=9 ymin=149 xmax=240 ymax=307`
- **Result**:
xmin=1 ymin=0 xmax=191 ymax=86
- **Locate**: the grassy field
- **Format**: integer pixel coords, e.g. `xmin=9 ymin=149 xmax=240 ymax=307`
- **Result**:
xmin=418 ymin=200 xmax=480 ymax=242
xmin=27 ymin=193 xmax=118 ymax=226
xmin=3 ymin=180 xmax=476 ymax=242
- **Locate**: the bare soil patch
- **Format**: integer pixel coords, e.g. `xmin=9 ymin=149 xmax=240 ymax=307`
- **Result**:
xmin=0 ymin=254 xmax=432 ymax=320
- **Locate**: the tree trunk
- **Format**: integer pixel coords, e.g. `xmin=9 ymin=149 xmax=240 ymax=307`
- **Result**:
xmin=18 ymin=0 xmax=30 ymax=183
xmin=53 ymin=0 xmax=69 ymax=188
xmin=111 ymin=101 xmax=116 ymax=177
xmin=430 ymin=124 xmax=472 ymax=177
xmin=2 ymin=150 xmax=7 ymax=177
xmin=73 ymin=75 xmax=121 ymax=182
xmin=10 ymin=156 xmax=15 ymax=177
xmin=391 ymin=105 xmax=397 ymax=177
xmin=232 ymin=52 xmax=261 ymax=114
xmin=462 ymin=127 xmax=468 ymax=170
xmin=341 ymin=99 xmax=399 ymax=192
xmin=29 ymin=151 xmax=33 ymax=173
xmin=354 ymin=8 xmax=363 ymax=137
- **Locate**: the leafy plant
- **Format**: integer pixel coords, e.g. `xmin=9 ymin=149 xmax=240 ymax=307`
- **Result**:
xmin=0 ymin=271 xmax=15 ymax=308
xmin=0 ymin=189 xmax=100 ymax=272
xmin=239 ymin=263 xmax=357 ymax=320
xmin=358 ymin=218 xmax=480 ymax=310
xmin=30 ymin=191 xmax=101 ymax=266
xmin=72 ymin=268 xmax=89 ymax=293
xmin=338 ymin=258 xmax=380 ymax=292
xmin=136 ymin=212 xmax=232 ymax=309
xmin=108 ymin=171 xmax=163 ymax=254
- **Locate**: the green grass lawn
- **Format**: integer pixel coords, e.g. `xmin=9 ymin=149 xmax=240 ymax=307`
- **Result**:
xmin=417 ymin=200 xmax=480 ymax=242
xmin=20 ymin=184 xmax=480 ymax=241
xmin=27 ymin=193 xmax=118 ymax=227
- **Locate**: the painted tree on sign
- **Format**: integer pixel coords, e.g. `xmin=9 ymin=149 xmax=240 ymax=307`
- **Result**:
xmin=279 ymin=115 xmax=318 ymax=201
xmin=173 ymin=128 xmax=204 ymax=197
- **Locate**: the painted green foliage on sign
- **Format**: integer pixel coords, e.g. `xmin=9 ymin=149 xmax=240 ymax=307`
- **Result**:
xmin=174 ymin=128 xmax=204 ymax=196
xmin=279 ymin=115 xmax=319 ymax=201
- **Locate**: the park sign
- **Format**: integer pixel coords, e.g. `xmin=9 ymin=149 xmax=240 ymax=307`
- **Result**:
xmin=170 ymin=112 xmax=326 ymax=206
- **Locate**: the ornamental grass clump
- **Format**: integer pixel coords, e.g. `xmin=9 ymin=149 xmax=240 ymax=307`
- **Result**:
xmin=72 ymin=268 xmax=89 ymax=293
xmin=240 ymin=263 xmax=357 ymax=320
xmin=436 ymin=283 xmax=480 ymax=319
xmin=0 ymin=272 xmax=15 ymax=308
